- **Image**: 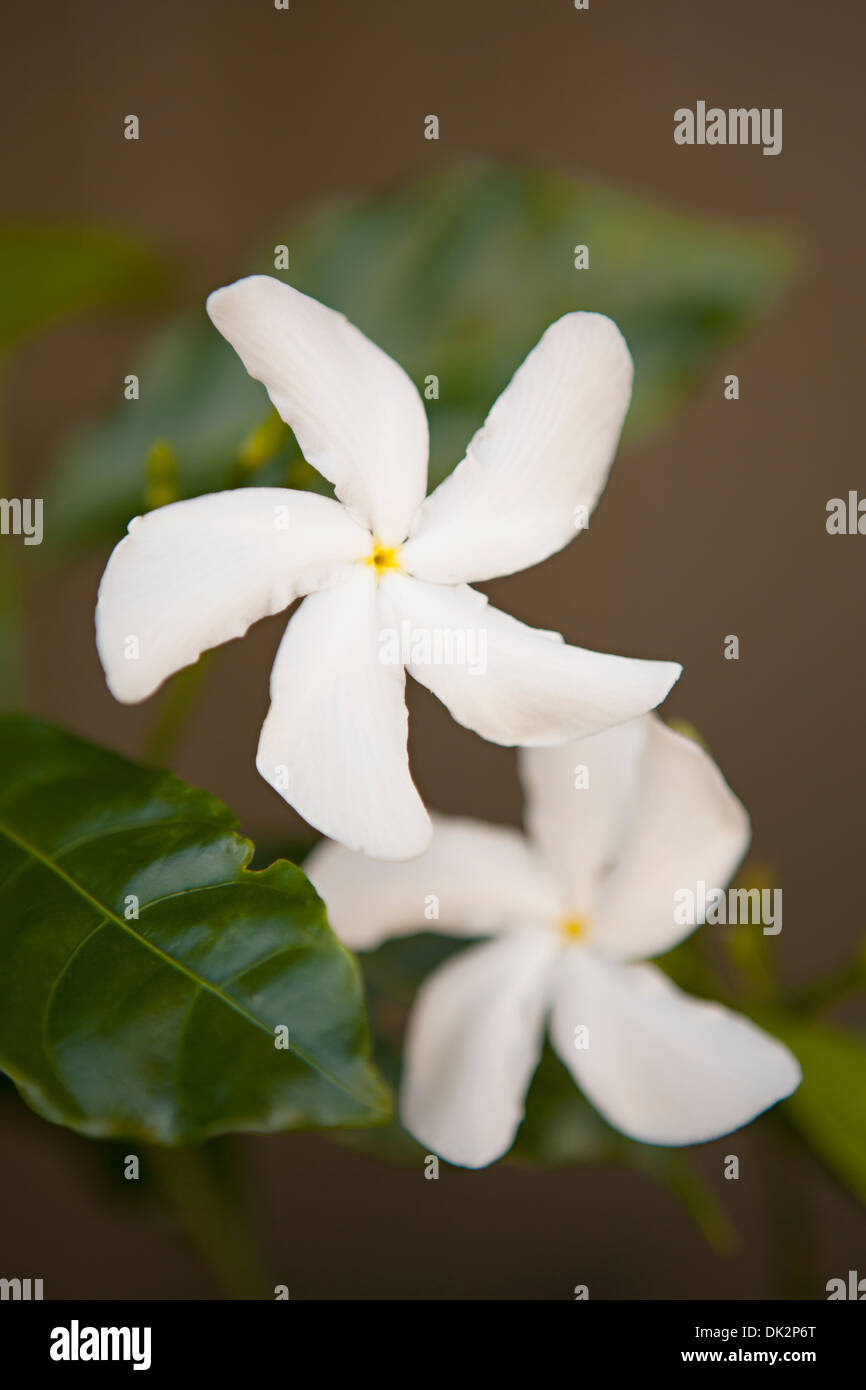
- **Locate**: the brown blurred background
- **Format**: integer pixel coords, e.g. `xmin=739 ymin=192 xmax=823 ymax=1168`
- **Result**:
xmin=1 ymin=0 xmax=864 ymax=1298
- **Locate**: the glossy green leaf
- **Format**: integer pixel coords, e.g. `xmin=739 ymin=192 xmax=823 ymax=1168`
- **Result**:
xmin=0 ymin=225 xmax=169 ymax=352
xmin=0 ymin=716 xmax=390 ymax=1144
xmin=48 ymin=163 xmax=795 ymax=548
xmin=772 ymin=1018 xmax=866 ymax=1205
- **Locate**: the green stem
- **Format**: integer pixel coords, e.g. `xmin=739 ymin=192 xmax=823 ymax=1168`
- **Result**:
xmin=142 ymin=654 xmax=212 ymax=765
xmin=789 ymin=957 xmax=866 ymax=1016
xmin=146 ymin=1140 xmax=271 ymax=1299
xmin=663 ymin=1154 xmax=738 ymax=1255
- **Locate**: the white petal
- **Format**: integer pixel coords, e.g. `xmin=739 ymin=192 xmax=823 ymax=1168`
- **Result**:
xmin=257 ymin=565 xmax=431 ymax=861
xmin=519 ymin=719 xmax=648 ymax=920
xmin=401 ymin=312 xmax=633 ymax=583
xmin=401 ymin=931 xmax=558 ymax=1168
xmin=590 ymin=718 xmax=751 ymax=959
xmin=380 ymin=572 xmax=681 ymax=747
xmin=306 ymin=814 xmax=560 ymax=950
xmin=207 ymin=276 xmax=428 ymax=545
xmin=96 ymin=488 xmax=369 ymax=703
xmin=550 ymin=951 xmax=801 ymax=1146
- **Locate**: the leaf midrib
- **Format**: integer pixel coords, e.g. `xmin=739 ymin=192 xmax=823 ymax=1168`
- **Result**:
xmin=0 ymin=815 xmax=372 ymax=1110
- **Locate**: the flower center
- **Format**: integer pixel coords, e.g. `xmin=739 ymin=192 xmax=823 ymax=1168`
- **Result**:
xmin=365 ymin=541 xmax=401 ymax=576
xmin=558 ymin=916 xmax=586 ymax=943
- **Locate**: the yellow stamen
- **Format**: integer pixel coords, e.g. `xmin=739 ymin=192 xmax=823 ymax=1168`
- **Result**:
xmin=365 ymin=541 xmax=400 ymax=575
xmin=558 ymin=917 xmax=586 ymax=942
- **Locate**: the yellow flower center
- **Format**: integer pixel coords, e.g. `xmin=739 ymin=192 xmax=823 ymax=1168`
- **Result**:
xmin=558 ymin=916 xmax=586 ymax=942
xmin=365 ymin=541 xmax=401 ymax=576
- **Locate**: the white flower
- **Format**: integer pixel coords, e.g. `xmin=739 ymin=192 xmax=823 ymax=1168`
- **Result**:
xmin=307 ymin=716 xmax=801 ymax=1167
xmin=96 ymin=275 xmax=681 ymax=860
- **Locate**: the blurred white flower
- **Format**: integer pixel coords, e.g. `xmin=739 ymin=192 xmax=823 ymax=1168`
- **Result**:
xmin=308 ymin=716 xmax=801 ymax=1166
xmin=97 ymin=276 xmax=680 ymax=859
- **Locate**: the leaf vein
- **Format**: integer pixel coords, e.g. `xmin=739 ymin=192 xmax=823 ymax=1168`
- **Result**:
xmin=0 ymin=817 xmax=365 ymax=1109
xmin=40 ymin=916 xmax=110 ymax=1094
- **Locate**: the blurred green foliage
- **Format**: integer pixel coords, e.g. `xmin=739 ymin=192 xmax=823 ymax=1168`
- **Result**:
xmin=0 ymin=222 xmax=171 ymax=709
xmin=769 ymin=1018 xmax=866 ymax=1206
xmin=47 ymin=163 xmax=795 ymax=549
xmin=0 ymin=224 xmax=169 ymax=353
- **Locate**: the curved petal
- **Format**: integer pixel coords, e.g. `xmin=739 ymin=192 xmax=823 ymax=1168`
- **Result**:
xmin=96 ymin=488 xmax=369 ymax=703
xmin=550 ymin=951 xmax=801 ymax=1146
xmin=401 ymin=312 xmax=633 ymax=583
xmin=380 ymin=572 xmax=681 ymax=748
xmin=257 ymin=566 xmax=431 ymax=861
xmin=589 ymin=719 xmax=751 ymax=960
xmin=306 ymin=814 xmax=561 ymax=950
xmin=401 ymin=931 xmax=558 ymax=1168
xmin=519 ymin=719 xmax=648 ymax=920
xmin=207 ymin=276 xmax=429 ymax=545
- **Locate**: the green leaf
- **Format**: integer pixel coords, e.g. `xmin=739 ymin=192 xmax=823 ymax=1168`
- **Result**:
xmin=0 ymin=224 xmax=169 ymax=353
xmin=47 ymin=162 xmax=796 ymax=549
xmin=0 ymin=716 xmax=390 ymax=1144
xmin=771 ymin=1018 xmax=866 ymax=1205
